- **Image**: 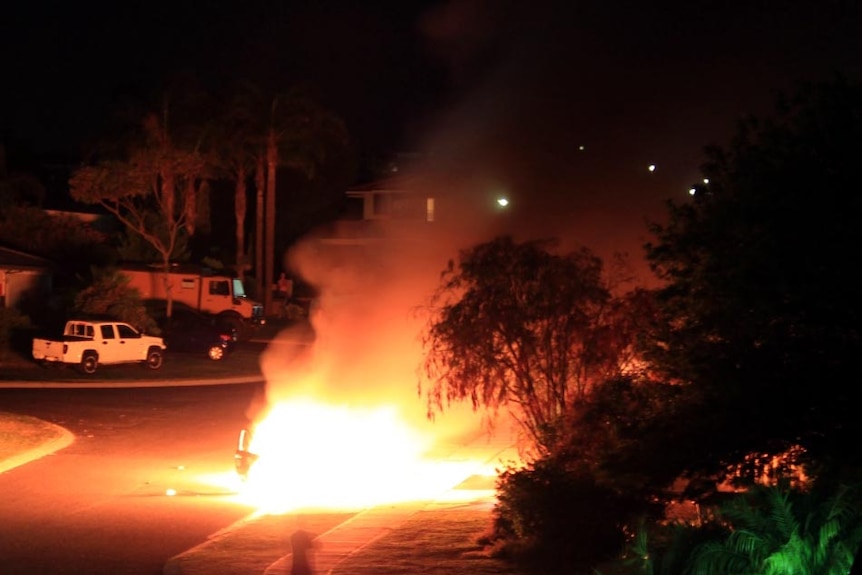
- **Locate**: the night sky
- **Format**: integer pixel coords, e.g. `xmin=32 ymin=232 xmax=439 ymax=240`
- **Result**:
xmin=2 ymin=0 xmax=860 ymax=276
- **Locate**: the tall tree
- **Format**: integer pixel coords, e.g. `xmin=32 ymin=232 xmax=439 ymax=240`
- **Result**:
xmin=644 ymin=77 xmax=862 ymax=487
xmin=257 ymin=87 xmax=348 ymax=313
xmin=69 ymin=104 xmax=208 ymax=318
xmin=420 ymin=235 xmax=647 ymax=455
xmin=212 ymin=87 xmax=260 ymax=282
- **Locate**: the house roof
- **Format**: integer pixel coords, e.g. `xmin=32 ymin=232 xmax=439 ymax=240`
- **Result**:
xmin=346 ymin=175 xmax=418 ymax=195
xmin=0 ymin=245 xmax=51 ymax=270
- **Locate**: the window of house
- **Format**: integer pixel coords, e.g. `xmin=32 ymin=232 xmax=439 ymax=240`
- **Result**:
xmin=426 ymin=197 xmax=435 ymax=222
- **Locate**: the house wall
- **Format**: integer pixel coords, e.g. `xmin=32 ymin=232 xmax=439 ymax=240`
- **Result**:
xmin=0 ymin=269 xmax=52 ymax=310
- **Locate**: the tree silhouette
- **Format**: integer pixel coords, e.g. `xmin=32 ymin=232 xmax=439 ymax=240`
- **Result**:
xmin=644 ymin=77 xmax=862 ymax=487
xmin=70 ymin=104 xmax=209 ymax=318
xmin=421 ymin=235 xmax=648 ymax=455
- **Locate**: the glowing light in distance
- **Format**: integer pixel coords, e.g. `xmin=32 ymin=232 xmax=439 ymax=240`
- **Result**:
xmin=703 ymin=178 xmax=710 ymax=184
xmin=496 ymin=197 xmax=509 ymax=208
xmin=689 ymin=187 xmax=697 ymax=196
xmin=648 ymin=164 xmax=656 ymax=172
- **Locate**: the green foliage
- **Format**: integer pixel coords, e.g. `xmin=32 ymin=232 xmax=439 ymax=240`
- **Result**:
xmin=602 ymin=484 xmax=862 ymax=575
xmin=611 ymin=518 xmax=725 ymax=575
xmin=72 ymin=268 xmax=157 ymax=333
xmin=421 ymin=235 xmax=648 ymax=455
xmin=685 ymin=483 xmax=862 ymax=575
xmin=643 ymin=77 xmax=862 ymax=485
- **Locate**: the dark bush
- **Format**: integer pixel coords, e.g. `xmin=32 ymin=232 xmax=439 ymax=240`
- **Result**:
xmin=0 ymin=307 xmax=31 ymax=358
xmin=72 ymin=267 xmax=156 ymax=333
xmin=487 ymin=456 xmax=646 ymax=573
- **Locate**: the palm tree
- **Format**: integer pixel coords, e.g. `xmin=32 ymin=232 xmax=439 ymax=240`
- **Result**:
xmin=212 ymin=88 xmax=260 ymax=282
xmin=687 ymin=484 xmax=862 ymax=575
xmin=205 ymin=83 xmax=348 ymax=311
xmin=257 ymin=86 xmax=348 ymax=314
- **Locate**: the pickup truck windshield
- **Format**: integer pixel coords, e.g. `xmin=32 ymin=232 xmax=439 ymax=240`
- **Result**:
xmin=232 ymin=278 xmax=246 ymax=298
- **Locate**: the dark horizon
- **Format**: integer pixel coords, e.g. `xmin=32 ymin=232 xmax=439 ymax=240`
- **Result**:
xmin=2 ymin=0 xmax=860 ymax=277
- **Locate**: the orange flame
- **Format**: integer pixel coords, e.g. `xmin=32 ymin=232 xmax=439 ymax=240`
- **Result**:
xmin=232 ymin=397 xmax=500 ymax=513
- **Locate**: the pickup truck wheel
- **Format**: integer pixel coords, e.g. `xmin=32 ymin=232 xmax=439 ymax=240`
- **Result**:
xmin=79 ymin=352 xmax=98 ymax=375
xmin=145 ymin=348 xmax=164 ymax=370
xmin=207 ymin=345 xmax=226 ymax=361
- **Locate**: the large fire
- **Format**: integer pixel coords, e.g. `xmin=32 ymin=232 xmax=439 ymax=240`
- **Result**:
xmin=211 ymin=214 xmax=523 ymax=513
xmin=230 ymin=397 xmax=501 ymax=513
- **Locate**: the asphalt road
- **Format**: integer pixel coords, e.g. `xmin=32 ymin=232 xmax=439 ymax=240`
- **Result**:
xmin=0 ymin=384 xmax=268 ymax=575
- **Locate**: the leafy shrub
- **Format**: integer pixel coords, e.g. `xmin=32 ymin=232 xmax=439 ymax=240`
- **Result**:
xmin=609 ymin=516 xmax=726 ymax=575
xmin=606 ymin=482 xmax=862 ymax=575
xmin=686 ymin=482 xmax=862 ymax=575
xmin=72 ymin=268 xmax=157 ymax=333
xmin=486 ymin=456 xmax=647 ymax=573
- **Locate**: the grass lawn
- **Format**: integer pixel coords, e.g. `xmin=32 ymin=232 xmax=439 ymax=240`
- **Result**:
xmin=0 ymin=332 xmax=277 ymax=383
xmin=166 ymin=512 xmax=354 ymax=575
xmin=168 ymin=504 xmax=530 ymax=575
xmin=332 ymin=505 xmax=527 ymax=575
xmin=0 ymin=410 xmax=68 ymax=461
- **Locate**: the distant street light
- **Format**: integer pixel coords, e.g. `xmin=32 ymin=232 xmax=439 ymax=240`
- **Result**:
xmin=497 ymin=197 xmax=509 ymax=207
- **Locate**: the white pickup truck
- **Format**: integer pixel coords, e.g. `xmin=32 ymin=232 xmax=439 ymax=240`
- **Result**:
xmin=32 ymin=320 xmax=166 ymax=375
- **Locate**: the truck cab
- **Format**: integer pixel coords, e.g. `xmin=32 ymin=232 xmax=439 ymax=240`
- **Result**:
xmin=200 ymin=277 xmax=264 ymax=325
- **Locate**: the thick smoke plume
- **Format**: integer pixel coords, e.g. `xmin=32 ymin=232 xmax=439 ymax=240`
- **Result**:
xmin=258 ymin=171 xmax=507 ymax=442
